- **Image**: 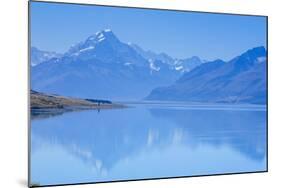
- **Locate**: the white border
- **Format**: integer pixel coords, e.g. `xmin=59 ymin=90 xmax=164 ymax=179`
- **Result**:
xmin=1 ymin=0 xmax=280 ymax=188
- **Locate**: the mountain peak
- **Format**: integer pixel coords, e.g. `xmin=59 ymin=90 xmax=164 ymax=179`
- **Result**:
xmin=97 ymin=28 xmax=112 ymax=33
xmin=96 ymin=29 xmax=115 ymax=38
xmin=240 ymin=46 xmax=266 ymax=60
xmin=229 ymin=46 xmax=267 ymax=67
xmin=245 ymin=46 xmax=266 ymax=57
xmin=85 ymin=29 xmax=116 ymax=43
xmin=104 ymin=28 xmax=112 ymax=32
xmin=67 ymin=29 xmax=120 ymax=56
xmin=86 ymin=29 xmax=113 ymax=41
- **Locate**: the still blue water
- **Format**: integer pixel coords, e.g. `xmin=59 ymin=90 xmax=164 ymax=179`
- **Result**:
xmin=30 ymin=103 xmax=267 ymax=186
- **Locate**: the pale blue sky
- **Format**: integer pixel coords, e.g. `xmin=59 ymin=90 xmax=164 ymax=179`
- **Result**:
xmin=30 ymin=1 xmax=267 ymax=61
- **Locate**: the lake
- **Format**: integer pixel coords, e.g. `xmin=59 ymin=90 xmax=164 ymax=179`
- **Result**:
xmin=30 ymin=102 xmax=267 ymax=186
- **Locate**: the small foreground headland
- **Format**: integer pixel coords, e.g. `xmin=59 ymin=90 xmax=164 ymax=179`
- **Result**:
xmin=30 ymin=90 xmax=126 ymax=119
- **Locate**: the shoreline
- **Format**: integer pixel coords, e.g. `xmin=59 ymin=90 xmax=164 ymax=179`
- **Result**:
xmin=30 ymin=90 xmax=127 ymax=119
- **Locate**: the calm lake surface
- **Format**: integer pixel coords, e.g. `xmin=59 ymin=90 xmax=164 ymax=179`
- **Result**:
xmin=30 ymin=102 xmax=267 ymax=186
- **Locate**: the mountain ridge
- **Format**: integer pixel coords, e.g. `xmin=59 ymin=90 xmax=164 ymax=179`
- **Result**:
xmin=31 ymin=29 xmax=266 ymax=103
xmin=30 ymin=47 xmax=61 ymax=66
xmin=146 ymin=46 xmax=267 ymax=104
xmin=31 ymin=29 xmax=181 ymax=100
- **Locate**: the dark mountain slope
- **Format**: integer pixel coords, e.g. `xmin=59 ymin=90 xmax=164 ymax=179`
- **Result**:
xmin=146 ymin=46 xmax=267 ymax=104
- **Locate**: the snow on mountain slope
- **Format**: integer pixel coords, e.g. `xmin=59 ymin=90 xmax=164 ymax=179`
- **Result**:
xmin=31 ymin=29 xmax=180 ymax=100
xmin=30 ymin=47 xmax=61 ymax=66
xmin=146 ymin=46 xmax=267 ymax=104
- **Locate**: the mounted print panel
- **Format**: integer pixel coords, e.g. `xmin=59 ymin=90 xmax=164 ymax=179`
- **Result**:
xmin=29 ymin=1 xmax=268 ymax=187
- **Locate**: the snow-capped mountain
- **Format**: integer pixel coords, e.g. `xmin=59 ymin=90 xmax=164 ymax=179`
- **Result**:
xmin=129 ymin=43 xmax=175 ymax=65
xmin=30 ymin=47 xmax=61 ymax=66
xmin=174 ymin=56 xmax=204 ymax=72
xmin=130 ymin=43 xmax=204 ymax=72
xmin=65 ymin=29 xmax=147 ymax=66
xmin=31 ymin=30 xmax=266 ymax=103
xmin=31 ymin=29 xmax=181 ymax=100
xmin=146 ymin=46 xmax=267 ymax=104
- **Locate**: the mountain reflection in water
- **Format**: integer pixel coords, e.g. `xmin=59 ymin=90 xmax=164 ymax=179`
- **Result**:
xmin=31 ymin=103 xmax=267 ymax=186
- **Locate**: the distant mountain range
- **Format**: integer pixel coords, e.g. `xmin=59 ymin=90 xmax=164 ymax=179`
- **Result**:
xmin=31 ymin=29 xmax=203 ymax=100
xmin=31 ymin=29 xmax=267 ymax=104
xmin=130 ymin=43 xmax=204 ymax=72
xmin=146 ymin=46 xmax=267 ymax=104
xmin=30 ymin=47 xmax=61 ymax=66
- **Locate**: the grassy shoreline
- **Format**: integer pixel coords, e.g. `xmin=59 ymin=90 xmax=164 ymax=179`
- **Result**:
xmin=30 ymin=90 xmax=126 ymax=112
